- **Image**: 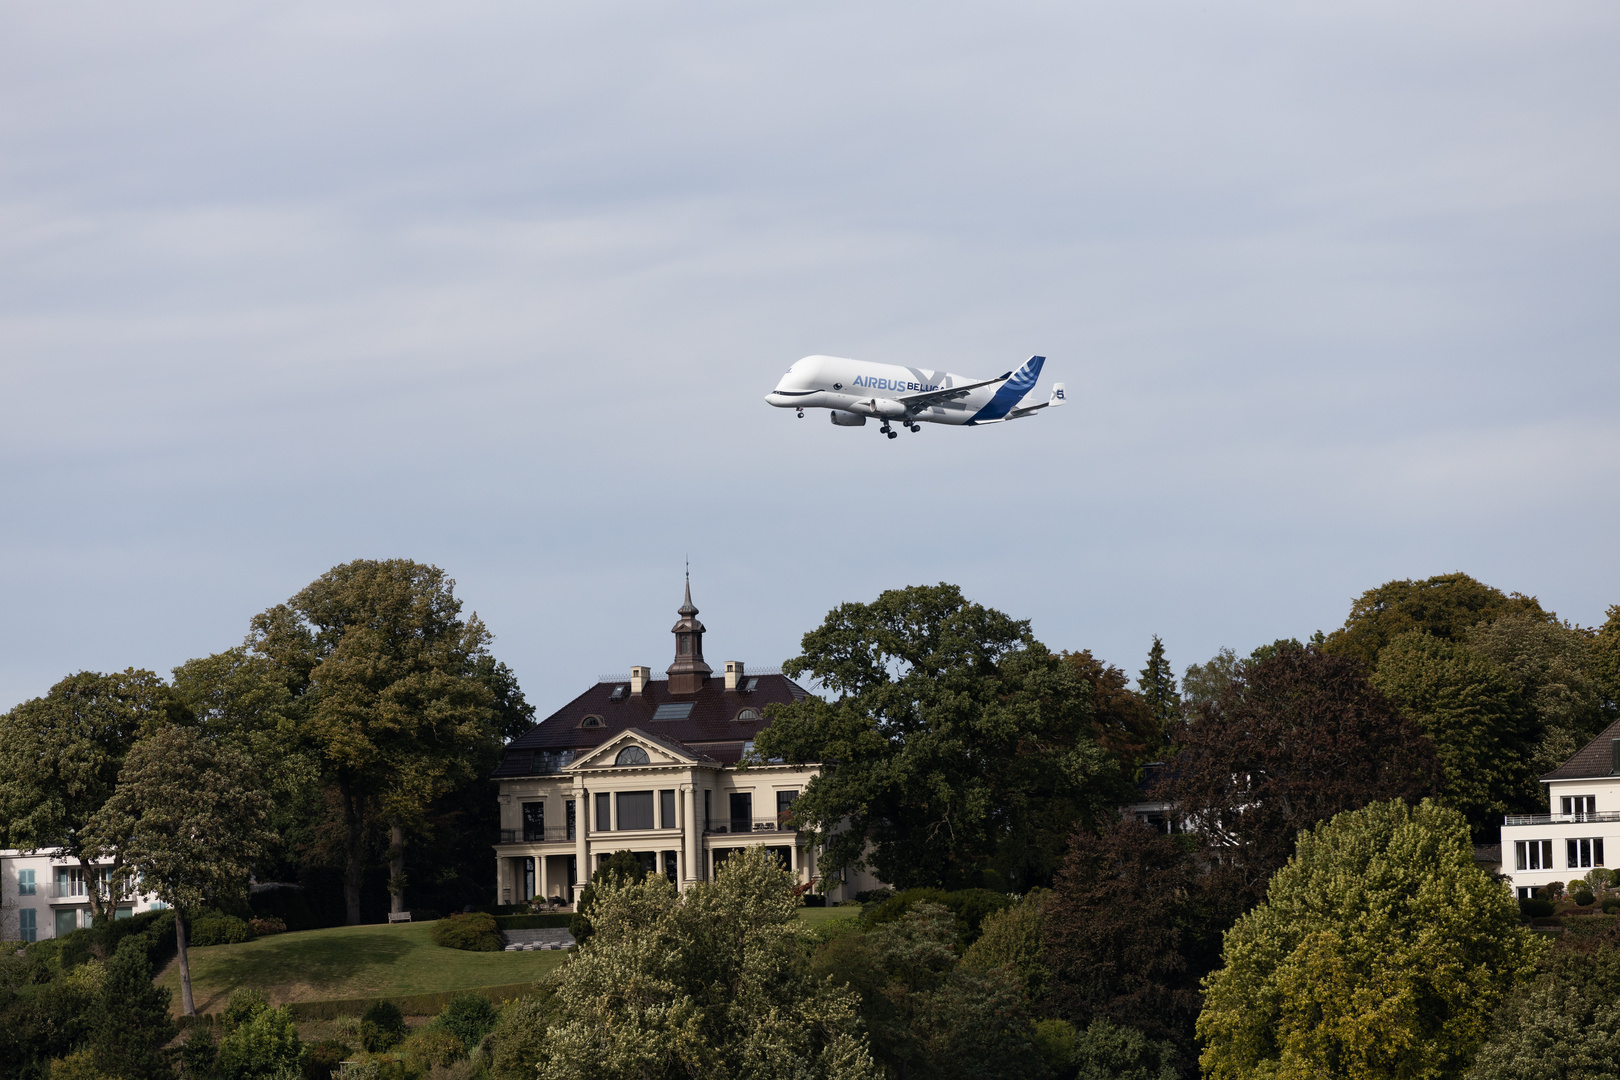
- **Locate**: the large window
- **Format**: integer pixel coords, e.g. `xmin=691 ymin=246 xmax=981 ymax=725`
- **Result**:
xmin=777 ymin=789 xmax=798 ymax=825
xmin=729 ymin=792 xmax=753 ymax=834
xmin=1569 ymin=837 xmax=1606 ymax=869
xmin=663 ymin=852 xmax=679 ymax=883
xmin=55 ymin=909 xmax=77 ymax=937
xmin=617 ymin=791 xmax=655 ymax=831
xmin=523 ymin=801 xmax=545 ymax=842
xmin=17 ymin=869 xmax=34 ymax=896
xmin=660 ymin=790 xmax=677 ymax=829
xmin=1563 ymin=796 xmax=1597 ymax=816
xmin=18 ymin=909 xmax=35 ymax=943
xmin=595 ymin=793 xmax=612 ymax=832
xmin=566 ymin=800 xmax=576 ymax=841
xmin=1516 ymin=839 xmax=1554 ymax=870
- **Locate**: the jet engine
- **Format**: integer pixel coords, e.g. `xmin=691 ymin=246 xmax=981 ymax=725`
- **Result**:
xmin=829 ymin=410 xmax=866 ymax=427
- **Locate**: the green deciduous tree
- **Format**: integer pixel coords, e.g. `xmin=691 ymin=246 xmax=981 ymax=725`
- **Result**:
xmin=0 ymin=669 xmax=182 ymax=921
xmin=1062 ymin=651 xmax=1158 ymax=770
xmin=1198 ymin=799 xmax=1541 ymax=1080
xmin=248 ymin=559 xmax=499 ymax=923
xmin=754 ymin=584 xmax=1120 ymax=891
xmin=88 ymin=725 xmax=274 ymax=1015
xmin=1370 ymin=631 xmax=1534 ymax=835
xmin=960 ymin=889 xmax=1051 ymax=1001
xmin=1468 ymin=922 xmax=1620 ymax=1080
xmin=812 ymin=901 xmax=1044 ymax=1080
xmin=1180 ymin=648 xmax=1238 ymax=713
xmin=1323 ymin=572 xmax=1544 ymax=670
xmin=539 ymin=846 xmax=879 ymax=1080
xmin=1592 ymin=605 xmax=1620 ymax=721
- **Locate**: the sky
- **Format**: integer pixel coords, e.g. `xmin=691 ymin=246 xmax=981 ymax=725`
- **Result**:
xmin=2 ymin=1 xmax=1618 ymax=717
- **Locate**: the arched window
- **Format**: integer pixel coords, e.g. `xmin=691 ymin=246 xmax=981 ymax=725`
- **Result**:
xmin=580 ymin=715 xmax=604 ymax=729
xmin=736 ymin=709 xmax=759 ymax=723
xmin=615 ymin=745 xmax=650 ymax=766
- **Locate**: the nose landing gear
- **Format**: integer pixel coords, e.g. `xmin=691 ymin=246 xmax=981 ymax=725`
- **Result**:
xmin=796 ymin=408 xmax=804 ymax=418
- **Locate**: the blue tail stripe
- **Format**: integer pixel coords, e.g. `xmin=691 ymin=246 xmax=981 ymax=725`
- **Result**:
xmin=967 ymin=356 xmax=1045 ymax=424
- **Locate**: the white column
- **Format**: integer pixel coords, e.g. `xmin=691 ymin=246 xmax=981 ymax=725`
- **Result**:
xmin=497 ymin=856 xmax=512 ymax=906
xmin=683 ymin=784 xmax=700 ymax=890
xmin=538 ymin=852 xmax=549 ymax=901
xmin=573 ymin=777 xmax=590 ymax=901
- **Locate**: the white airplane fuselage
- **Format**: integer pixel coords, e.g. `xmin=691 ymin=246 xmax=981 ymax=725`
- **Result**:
xmin=764 ymin=354 xmax=1063 ymax=436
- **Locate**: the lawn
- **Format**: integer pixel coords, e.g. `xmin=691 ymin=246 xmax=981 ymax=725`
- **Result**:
xmin=155 ymin=921 xmax=565 ymax=1015
xmin=797 ymin=905 xmax=861 ymax=930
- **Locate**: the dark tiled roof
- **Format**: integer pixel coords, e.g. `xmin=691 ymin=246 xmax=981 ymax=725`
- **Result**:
xmin=1541 ymin=718 xmax=1620 ymax=781
xmin=492 ymin=674 xmax=807 ymax=778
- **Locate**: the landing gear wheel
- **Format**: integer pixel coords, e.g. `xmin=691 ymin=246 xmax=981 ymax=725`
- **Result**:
xmin=796 ymin=409 xmax=804 ymax=418
xmin=909 ymin=423 xmax=920 ymax=433
xmin=887 ymin=430 xmax=898 ymax=439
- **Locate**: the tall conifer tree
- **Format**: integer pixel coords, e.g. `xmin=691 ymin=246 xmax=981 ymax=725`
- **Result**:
xmin=1138 ymin=636 xmax=1180 ymax=746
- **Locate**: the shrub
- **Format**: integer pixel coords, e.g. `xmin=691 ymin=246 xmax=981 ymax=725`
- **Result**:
xmin=1575 ymin=890 xmax=1597 ymax=907
xmin=1070 ymin=1018 xmax=1179 ymax=1080
xmin=439 ymin=993 xmax=498 ymax=1049
xmin=1520 ymin=897 xmax=1555 ymax=920
xmin=181 ymin=1025 xmax=218 ymax=1079
xmin=222 ymin=988 xmax=270 ymax=1032
xmin=859 ymin=887 xmax=1014 ymax=947
xmin=191 ymin=915 xmax=255 ymax=947
xmin=404 ymin=1028 xmax=465 ymax=1070
xmin=217 ymin=1004 xmax=303 ymax=1080
xmin=249 ymin=884 xmax=319 ymax=932
xmin=248 ymin=917 xmax=287 ymax=936
xmin=360 ymin=1000 xmax=407 ymax=1053
xmin=431 ymin=912 xmax=502 ymax=953
xmin=303 ymin=1039 xmax=349 ymax=1080
xmin=47 ymin=1049 xmax=110 ymax=1080
xmin=1545 ymin=881 xmax=1567 ymax=901
xmin=487 ymin=993 xmax=559 ymax=1080
xmin=1603 ymin=898 xmax=1620 ymax=916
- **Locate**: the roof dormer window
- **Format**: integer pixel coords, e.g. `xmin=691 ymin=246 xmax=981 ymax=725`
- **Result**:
xmin=736 ymin=708 xmax=760 ymax=723
xmin=580 ymin=715 xmax=604 ymax=729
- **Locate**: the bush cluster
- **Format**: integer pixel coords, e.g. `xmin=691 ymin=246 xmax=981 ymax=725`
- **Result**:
xmin=190 ymin=915 xmax=256 ymax=947
xmin=430 ymin=912 xmax=502 ymax=952
xmin=859 ymin=887 xmax=1015 ymax=948
xmin=360 ymin=1000 xmax=408 ymax=1053
xmin=247 ymin=916 xmax=287 ymax=936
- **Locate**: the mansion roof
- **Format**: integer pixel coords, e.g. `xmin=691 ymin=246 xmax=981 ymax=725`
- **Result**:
xmin=1541 ymin=717 xmax=1620 ymax=782
xmin=493 ymin=674 xmax=807 ymax=777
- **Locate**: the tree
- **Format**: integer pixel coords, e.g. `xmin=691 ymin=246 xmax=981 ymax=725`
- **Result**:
xmin=1197 ymin=799 xmax=1541 ymax=1080
xmin=1470 ymin=922 xmax=1620 ymax=1080
xmin=960 ymin=889 xmax=1051 ymax=1001
xmin=1180 ymin=647 xmax=1238 ymax=713
xmin=568 ymin=849 xmax=647 ymax=945
xmin=0 ymin=669 xmax=181 ymax=921
xmin=1467 ymin=611 xmax=1610 ymax=780
xmin=1323 ymin=572 xmax=1543 ymax=669
xmin=754 ymin=584 xmax=1120 ymax=891
xmin=248 ymin=559 xmax=498 ymax=923
xmin=1592 ymin=605 xmax=1620 ymax=722
xmin=1158 ymin=641 xmax=1440 ymax=909
xmin=89 ymin=944 xmax=175 ymax=1080
xmin=1137 ymin=636 xmax=1180 ymax=747
xmin=812 ymin=901 xmax=1044 ymax=1080
xmin=539 ymin=846 xmax=879 ymax=1080
xmin=88 ymin=725 xmax=274 ymax=1015
xmin=1062 ymin=651 xmax=1158 ymax=770
xmin=1370 ymin=630 xmax=1535 ymax=835
xmin=1042 ymin=818 xmax=1207 ymax=1057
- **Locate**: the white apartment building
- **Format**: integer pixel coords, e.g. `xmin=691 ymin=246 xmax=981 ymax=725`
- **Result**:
xmin=492 ymin=581 xmax=883 ymax=905
xmin=1 ymin=850 xmax=166 ymax=943
xmin=1501 ymin=719 xmax=1620 ymax=899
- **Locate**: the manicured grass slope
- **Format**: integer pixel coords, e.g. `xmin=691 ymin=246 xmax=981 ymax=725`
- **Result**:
xmin=796 ymin=906 xmax=861 ymax=929
xmin=155 ymin=921 xmax=564 ymax=1015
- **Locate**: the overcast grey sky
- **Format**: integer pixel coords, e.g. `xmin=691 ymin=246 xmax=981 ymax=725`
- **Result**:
xmin=3 ymin=1 xmax=1617 ymax=715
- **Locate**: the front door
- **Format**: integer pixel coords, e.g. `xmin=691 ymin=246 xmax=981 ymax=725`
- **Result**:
xmin=729 ymin=792 xmax=752 ymax=834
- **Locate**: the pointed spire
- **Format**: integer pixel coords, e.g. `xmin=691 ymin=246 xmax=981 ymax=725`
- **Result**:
xmin=680 ymin=565 xmax=697 ymax=616
xmin=667 ymin=564 xmax=710 ymax=693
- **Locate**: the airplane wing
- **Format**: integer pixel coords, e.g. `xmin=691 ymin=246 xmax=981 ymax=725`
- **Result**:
xmin=895 ymin=372 xmax=1012 ymax=410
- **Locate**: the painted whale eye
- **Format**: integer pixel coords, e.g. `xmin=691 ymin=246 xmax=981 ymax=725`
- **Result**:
xmin=833 ymin=383 xmax=842 ymax=390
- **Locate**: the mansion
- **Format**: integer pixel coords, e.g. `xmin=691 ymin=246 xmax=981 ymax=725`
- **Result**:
xmin=1501 ymin=718 xmax=1620 ymax=898
xmin=492 ymin=581 xmax=881 ymax=906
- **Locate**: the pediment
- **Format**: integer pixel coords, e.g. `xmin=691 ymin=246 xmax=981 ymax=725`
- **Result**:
xmin=568 ymin=728 xmax=706 ymax=770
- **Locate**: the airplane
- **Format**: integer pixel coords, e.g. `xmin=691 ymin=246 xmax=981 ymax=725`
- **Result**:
xmin=764 ymin=354 xmax=1064 ymax=439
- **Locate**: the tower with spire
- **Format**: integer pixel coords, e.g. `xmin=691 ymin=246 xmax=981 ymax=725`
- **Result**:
xmin=665 ymin=571 xmax=712 ymax=694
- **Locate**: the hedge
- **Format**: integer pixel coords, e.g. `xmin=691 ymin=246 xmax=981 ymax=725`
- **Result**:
xmin=493 ymin=914 xmax=574 ymax=931
xmin=285 ymin=982 xmax=543 ymax=1020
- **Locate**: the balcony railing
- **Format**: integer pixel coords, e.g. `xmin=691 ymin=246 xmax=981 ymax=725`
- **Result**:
xmin=705 ymin=818 xmax=798 ymax=835
xmin=46 ymin=882 xmax=89 ymax=899
xmin=1504 ymin=811 xmax=1620 ymax=826
xmin=499 ymin=826 xmax=575 ymax=844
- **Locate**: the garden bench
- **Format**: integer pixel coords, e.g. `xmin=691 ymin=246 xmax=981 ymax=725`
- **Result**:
xmin=386 ymin=911 xmax=412 ymax=924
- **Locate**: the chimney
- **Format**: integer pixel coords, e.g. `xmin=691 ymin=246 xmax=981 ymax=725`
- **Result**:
xmin=724 ymin=661 xmax=745 ymax=690
xmin=630 ymin=666 xmax=651 ymax=695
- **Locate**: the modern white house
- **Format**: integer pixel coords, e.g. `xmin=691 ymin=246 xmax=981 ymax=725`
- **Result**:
xmin=1501 ymin=718 xmax=1620 ymax=899
xmin=491 ymin=580 xmax=884 ymax=906
xmin=1 ymin=850 xmax=167 ymax=943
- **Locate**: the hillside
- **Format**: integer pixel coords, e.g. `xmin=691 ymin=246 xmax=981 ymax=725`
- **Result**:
xmin=154 ymin=921 xmax=566 ymax=1015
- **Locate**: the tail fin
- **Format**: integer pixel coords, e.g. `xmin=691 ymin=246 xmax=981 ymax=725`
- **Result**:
xmin=1003 ymin=355 xmax=1045 ymax=399
xmin=1048 ymin=382 xmax=1066 ymax=407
